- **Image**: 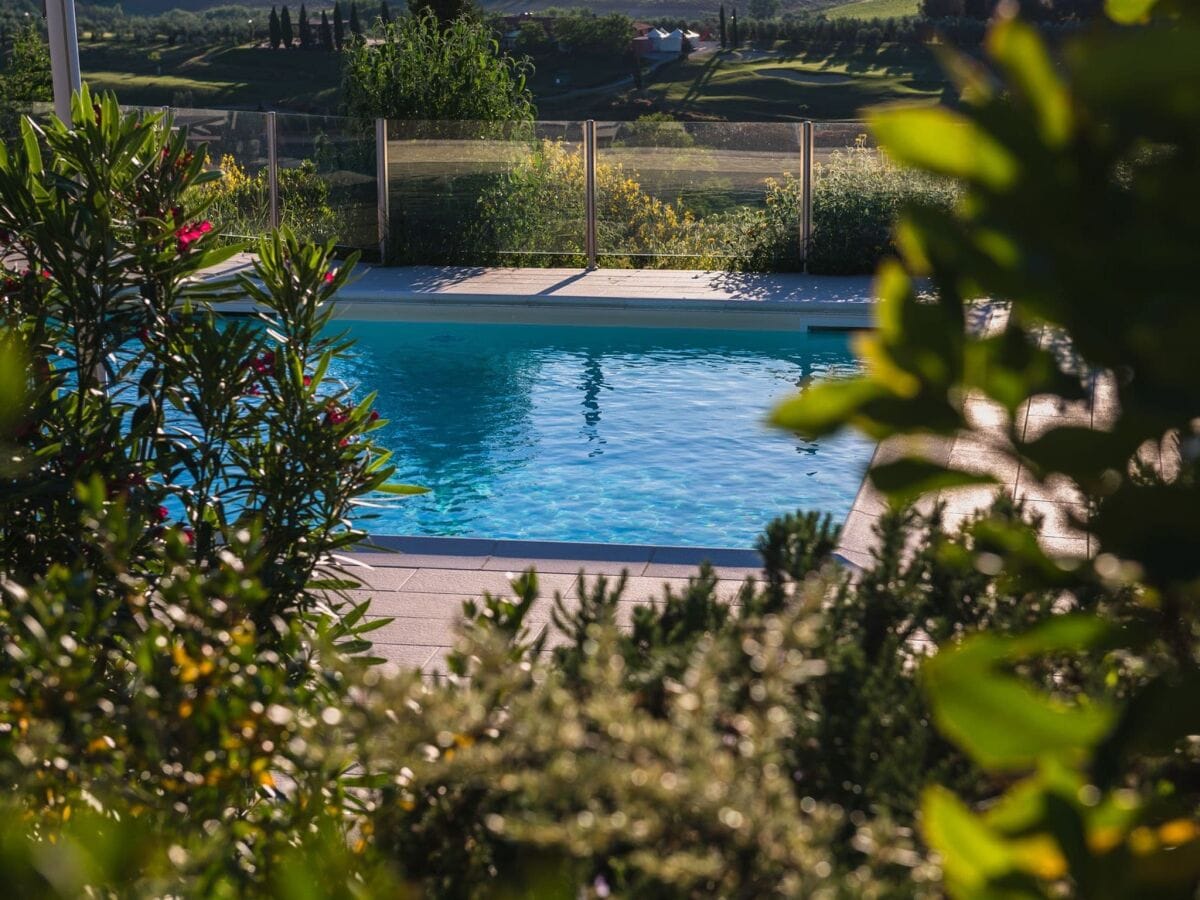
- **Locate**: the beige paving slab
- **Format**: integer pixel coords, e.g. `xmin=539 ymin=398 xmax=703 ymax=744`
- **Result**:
xmin=399 ymin=568 xmax=582 ymax=598
xmin=480 ymin=556 xmax=649 ymax=576
xmin=365 ymin=616 xmax=460 ymax=648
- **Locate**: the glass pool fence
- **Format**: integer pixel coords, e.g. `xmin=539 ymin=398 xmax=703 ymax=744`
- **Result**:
xmin=12 ymin=105 xmax=886 ymax=270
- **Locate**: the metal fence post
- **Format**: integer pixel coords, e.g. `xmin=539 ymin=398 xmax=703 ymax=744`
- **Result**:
xmin=584 ymin=120 xmax=597 ymax=270
xmin=375 ymin=117 xmax=390 ymax=265
xmin=266 ymin=110 xmax=280 ymax=230
xmin=800 ymin=120 xmax=814 ymax=272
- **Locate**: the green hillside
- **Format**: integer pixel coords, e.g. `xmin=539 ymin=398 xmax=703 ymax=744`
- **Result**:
xmin=79 ymin=41 xmax=344 ymax=112
xmin=824 ymin=0 xmax=921 ymax=19
xmin=613 ymin=46 xmax=947 ymax=121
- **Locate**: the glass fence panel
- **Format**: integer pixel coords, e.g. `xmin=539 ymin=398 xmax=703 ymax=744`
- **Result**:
xmin=168 ymin=108 xmax=272 ymax=242
xmin=594 ymin=121 xmax=805 ymax=269
xmin=385 ymin=120 xmax=585 ymax=266
xmin=276 ymin=112 xmax=378 ymax=254
xmin=810 ymin=120 xmax=955 ymax=275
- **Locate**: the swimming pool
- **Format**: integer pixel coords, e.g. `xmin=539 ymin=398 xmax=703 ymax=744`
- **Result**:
xmin=330 ymin=322 xmax=873 ymax=548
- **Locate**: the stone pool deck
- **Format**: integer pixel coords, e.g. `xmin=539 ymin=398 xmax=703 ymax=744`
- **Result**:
xmin=206 ymin=254 xmax=877 ymax=330
xmin=340 ymin=537 xmax=762 ymax=674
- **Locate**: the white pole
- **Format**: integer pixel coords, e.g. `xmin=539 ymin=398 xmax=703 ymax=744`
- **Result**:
xmin=44 ymin=0 xmax=83 ymax=122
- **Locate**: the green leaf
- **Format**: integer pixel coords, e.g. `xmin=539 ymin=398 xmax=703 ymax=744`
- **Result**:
xmin=923 ymin=616 xmax=1117 ymax=772
xmin=375 ymin=482 xmax=429 ymax=496
xmin=1105 ymin=0 xmax=1159 ymax=23
xmin=771 ymin=378 xmax=888 ymax=439
xmin=868 ymin=106 xmax=1018 ymax=190
xmin=922 ymin=786 xmax=1042 ymax=898
xmin=870 ymin=457 xmax=998 ymax=507
xmin=987 ymin=18 xmax=1072 ymax=146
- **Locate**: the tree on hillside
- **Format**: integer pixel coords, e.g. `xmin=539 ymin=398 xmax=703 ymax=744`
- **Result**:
xmin=268 ymin=5 xmax=282 ymax=48
xmin=320 ymin=9 xmax=334 ymax=50
xmin=380 ymin=0 xmax=392 ymax=27
xmin=719 ymin=4 xmax=727 ymax=48
xmin=349 ymin=1 xmax=363 ymax=41
xmin=552 ymin=11 xmax=634 ymax=57
xmin=299 ymin=3 xmax=313 ymax=46
xmin=280 ymin=4 xmax=294 ymax=46
xmin=341 ymin=12 xmax=533 ymax=127
xmin=749 ymin=0 xmax=779 ymax=19
xmin=333 ymin=1 xmax=345 ymax=49
xmin=730 ymin=7 xmax=739 ymax=46
xmin=406 ymin=0 xmax=476 ymax=27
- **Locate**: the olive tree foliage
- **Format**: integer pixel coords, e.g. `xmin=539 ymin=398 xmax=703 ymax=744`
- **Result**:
xmin=774 ymin=1 xmax=1200 ymax=896
xmin=341 ymin=12 xmax=534 ymax=126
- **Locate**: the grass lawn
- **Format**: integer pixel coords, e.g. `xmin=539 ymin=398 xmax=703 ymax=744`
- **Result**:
xmin=824 ymin=0 xmax=921 ymax=18
xmin=625 ymin=44 xmax=949 ymax=121
xmin=78 ymin=42 xmax=345 ymax=113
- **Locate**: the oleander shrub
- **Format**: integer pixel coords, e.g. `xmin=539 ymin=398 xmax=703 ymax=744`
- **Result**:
xmin=0 ymin=89 xmax=416 ymax=892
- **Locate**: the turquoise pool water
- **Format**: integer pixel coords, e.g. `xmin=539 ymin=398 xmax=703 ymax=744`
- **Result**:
xmin=330 ymin=322 xmax=873 ymax=548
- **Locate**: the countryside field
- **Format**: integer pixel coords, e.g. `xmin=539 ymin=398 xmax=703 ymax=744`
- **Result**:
xmin=599 ymin=45 xmax=949 ymax=121
xmin=78 ymin=42 xmax=345 ymax=112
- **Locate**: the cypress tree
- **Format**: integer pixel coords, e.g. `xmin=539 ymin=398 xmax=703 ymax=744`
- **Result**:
xmin=299 ymin=4 xmax=312 ymax=47
xmin=280 ymin=5 xmax=294 ymax=46
xmin=718 ymin=4 xmax=726 ymax=49
xmin=333 ymin=1 xmax=345 ymax=49
xmin=268 ymin=5 xmax=282 ymax=48
xmin=320 ymin=9 xmax=334 ymax=50
xmin=730 ymin=8 xmax=739 ymax=47
xmin=380 ymin=0 xmax=392 ymax=27
xmin=349 ymin=1 xmax=363 ymax=40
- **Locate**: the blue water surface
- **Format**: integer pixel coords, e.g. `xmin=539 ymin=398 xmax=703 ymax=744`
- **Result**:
xmin=329 ymin=322 xmax=873 ymax=548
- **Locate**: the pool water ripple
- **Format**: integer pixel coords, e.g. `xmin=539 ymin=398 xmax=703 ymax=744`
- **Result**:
xmin=329 ymin=322 xmax=873 ymax=548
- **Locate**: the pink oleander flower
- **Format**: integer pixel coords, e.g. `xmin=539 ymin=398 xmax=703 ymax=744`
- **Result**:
xmin=175 ymin=220 xmax=212 ymax=253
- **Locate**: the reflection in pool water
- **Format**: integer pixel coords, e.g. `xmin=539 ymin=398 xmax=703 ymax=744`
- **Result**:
xmin=328 ymin=321 xmax=873 ymax=548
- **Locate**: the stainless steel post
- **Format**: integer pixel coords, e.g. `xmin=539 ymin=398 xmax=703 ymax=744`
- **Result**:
xmin=584 ymin=120 xmax=597 ymax=270
xmin=800 ymin=120 xmax=814 ymax=271
xmin=266 ymin=111 xmax=280 ymax=230
xmin=375 ymin=118 xmax=390 ymax=265
xmin=44 ymin=0 xmax=82 ymax=123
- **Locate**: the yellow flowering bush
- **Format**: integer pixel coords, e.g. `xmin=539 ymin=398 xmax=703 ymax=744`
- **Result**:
xmin=193 ymin=154 xmax=343 ymax=245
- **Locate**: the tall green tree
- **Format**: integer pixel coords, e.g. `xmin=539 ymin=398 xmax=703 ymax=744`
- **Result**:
xmin=341 ymin=13 xmax=534 ymax=127
xmin=719 ymin=3 xmax=727 ymax=48
xmin=349 ymin=1 xmax=363 ymax=41
xmin=320 ymin=9 xmax=334 ymax=50
xmin=299 ymin=3 xmax=313 ymax=46
xmin=730 ymin=7 xmax=739 ymax=46
xmin=280 ymin=4 xmax=294 ymax=46
xmin=333 ymin=1 xmax=345 ymax=49
xmin=380 ymin=0 xmax=392 ymax=27
xmin=268 ymin=5 xmax=282 ymax=48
